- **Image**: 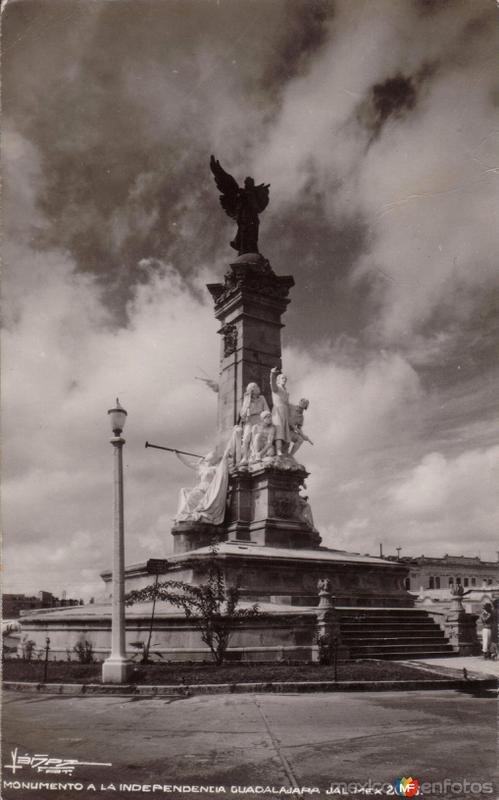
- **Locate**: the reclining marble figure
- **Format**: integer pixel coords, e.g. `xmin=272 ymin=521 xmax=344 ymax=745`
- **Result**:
xmin=175 ymin=450 xmax=229 ymax=525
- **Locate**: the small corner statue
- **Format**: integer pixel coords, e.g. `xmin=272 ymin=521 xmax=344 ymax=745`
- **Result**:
xmin=210 ymin=155 xmax=270 ymax=255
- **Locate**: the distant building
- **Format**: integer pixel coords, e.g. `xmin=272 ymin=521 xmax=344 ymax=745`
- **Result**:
xmin=3 ymin=590 xmax=82 ymax=619
xmin=396 ymin=555 xmax=499 ymax=592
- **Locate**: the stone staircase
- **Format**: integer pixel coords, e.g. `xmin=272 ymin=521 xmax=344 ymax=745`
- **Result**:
xmin=338 ymin=607 xmax=456 ymax=660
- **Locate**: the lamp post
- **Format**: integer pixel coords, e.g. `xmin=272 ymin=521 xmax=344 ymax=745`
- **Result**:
xmin=102 ymin=398 xmax=133 ymax=684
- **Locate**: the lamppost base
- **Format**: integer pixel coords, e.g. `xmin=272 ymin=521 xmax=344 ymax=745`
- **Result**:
xmin=102 ymin=656 xmax=134 ymax=684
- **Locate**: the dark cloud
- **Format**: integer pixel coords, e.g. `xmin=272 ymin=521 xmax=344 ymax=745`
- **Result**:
xmin=5 ymin=0 xmax=339 ymax=325
xmin=260 ymin=0 xmax=333 ymax=90
xmin=262 ymin=187 xmax=374 ymax=345
xmin=358 ymin=73 xmax=419 ymax=140
xmin=414 ymin=285 xmax=499 ymax=390
xmin=414 ymin=0 xmax=453 ymax=14
xmin=372 ymin=75 xmax=417 ymax=121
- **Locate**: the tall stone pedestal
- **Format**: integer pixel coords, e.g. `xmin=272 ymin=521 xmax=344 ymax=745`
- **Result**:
xmin=207 ymin=253 xmax=294 ymax=448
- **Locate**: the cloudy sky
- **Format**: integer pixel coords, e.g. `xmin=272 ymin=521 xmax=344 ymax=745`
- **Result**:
xmin=3 ymin=0 xmax=498 ymax=599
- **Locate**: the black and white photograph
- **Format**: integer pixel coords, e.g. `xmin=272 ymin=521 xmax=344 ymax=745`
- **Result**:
xmin=2 ymin=1 xmax=499 ymax=798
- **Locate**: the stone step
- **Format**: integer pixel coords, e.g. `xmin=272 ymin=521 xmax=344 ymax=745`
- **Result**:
xmin=343 ymin=635 xmax=447 ymax=645
xmin=340 ymin=622 xmax=441 ymax=631
xmin=338 ymin=608 xmax=428 ymax=615
xmin=339 ymin=613 xmax=435 ymax=622
xmin=341 ymin=628 xmax=444 ymax=638
xmin=349 ymin=650 xmax=458 ymax=661
xmin=337 ymin=607 xmax=455 ymax=660
xmin=345 ymin=643 xmax=450 ymax=653
xmin=349 ymin=647 xmax=454 ymax=661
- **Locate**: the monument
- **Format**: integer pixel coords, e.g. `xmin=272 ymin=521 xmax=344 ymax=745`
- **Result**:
xmin=103 ymin=156 xmax=411 ymax=620
xmin=21 ymin=157 xmax=459 ymax=663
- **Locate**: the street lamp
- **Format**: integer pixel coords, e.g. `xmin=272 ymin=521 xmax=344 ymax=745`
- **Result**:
xmin=102 ymin=398 xmax=133 ymax=683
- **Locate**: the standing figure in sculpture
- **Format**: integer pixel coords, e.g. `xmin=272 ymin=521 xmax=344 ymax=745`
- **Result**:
xmin=249 ymin=411 xmax=276 ymax=463
xmin=224 ymin=423 xmax=243 ymax=470
xmin=289 ymin=398 xmax=313 ymax=457
xmin=239 ymin=382 xmax=269 ymax=465
xmin=270 ymin=367 xmax=292 ymax=456
xmin=210 ymin=155 xmax=270 ymax=255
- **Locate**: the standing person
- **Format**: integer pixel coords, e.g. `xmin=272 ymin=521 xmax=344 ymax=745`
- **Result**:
xmin=239 ymin=383 xmax=269 ymax=465
xmin=270 ymin=367 xmax=291 ymax=456
xmin=480 ymin=601 xmax=493 ymax=659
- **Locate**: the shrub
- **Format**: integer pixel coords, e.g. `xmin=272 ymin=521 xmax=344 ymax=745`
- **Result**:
xmin=73 ymin=639 xmax=94 ymax=663
xmin=316 ymin=633 xmax=337 ymax=666
xmin=21 ymin=637 xmax=36 ymax=662
xmin=126 ymin=546 xmax=259 ymax=665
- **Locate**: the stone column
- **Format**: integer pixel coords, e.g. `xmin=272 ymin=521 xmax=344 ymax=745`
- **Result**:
xmin=314 ymin=579 xmax=349 ymax=663
xmin=207 ymin=254 xmax=294 ymax=449
xmin=439 ymin=588 xmax=480 ymax=656
xmin=102 ymin=432 xmax=133 ymax=682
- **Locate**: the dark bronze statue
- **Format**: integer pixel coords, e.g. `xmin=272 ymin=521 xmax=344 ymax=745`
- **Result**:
xmin=210 ymin=155 xmax=270 ymax=255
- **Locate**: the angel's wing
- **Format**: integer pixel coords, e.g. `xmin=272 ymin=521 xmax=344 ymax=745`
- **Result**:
xmin=210 ymin=155 xmax=239 ymax=219
xmin=254 ymin=183 xmax=270 ymax=213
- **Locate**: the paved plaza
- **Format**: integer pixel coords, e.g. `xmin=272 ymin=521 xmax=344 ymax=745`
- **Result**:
xmin=2 ymin=688 xmax=497 ymax=800
xmin=406 ymin=655 xmax=499 ymax=679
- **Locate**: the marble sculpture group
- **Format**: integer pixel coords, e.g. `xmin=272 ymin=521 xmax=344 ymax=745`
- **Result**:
xmin=175 ymin=367 xmax=313 ymax=526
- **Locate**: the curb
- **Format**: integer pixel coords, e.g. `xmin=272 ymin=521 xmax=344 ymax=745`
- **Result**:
xmin=3 ymin=677 xmax=497 ymax=696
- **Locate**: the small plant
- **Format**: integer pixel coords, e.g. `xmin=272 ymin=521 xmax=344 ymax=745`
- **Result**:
xmin=316 ymin=633 xmax=335 ymax=666
xmin=73 ymin=639 xmax=94 ymax=663
xmin=129 ymin=641 xmax=164 ymax=664
xmin=65 ymin=648 xmax=72 ymax=662
xmin=21 ymin=637 xmax=36 ymax=662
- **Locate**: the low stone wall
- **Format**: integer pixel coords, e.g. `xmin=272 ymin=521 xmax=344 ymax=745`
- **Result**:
xmin=17 ymin=606 xmax=321 ymax=663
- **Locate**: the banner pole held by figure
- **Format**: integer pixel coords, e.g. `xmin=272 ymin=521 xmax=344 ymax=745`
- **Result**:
xmin=145 ymin=441 xmax=203 ymax=459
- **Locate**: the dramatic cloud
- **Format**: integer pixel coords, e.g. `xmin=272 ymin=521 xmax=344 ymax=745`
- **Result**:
xmin=3 ymin=0 xmax=498 ymax=596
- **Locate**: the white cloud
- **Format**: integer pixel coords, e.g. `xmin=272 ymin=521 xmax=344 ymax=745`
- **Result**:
xmin=389 ymin=446 xmax=499 ymax=523
xmin=2 ymin=241 xmax=220 ymax=596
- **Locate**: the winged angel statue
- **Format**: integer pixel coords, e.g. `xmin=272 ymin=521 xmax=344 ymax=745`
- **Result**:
xmin=210 ymin=155 xmax=270 ymax=255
